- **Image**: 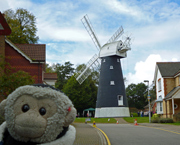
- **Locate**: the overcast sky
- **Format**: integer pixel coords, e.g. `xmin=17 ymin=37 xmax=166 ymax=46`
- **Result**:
xmin=1 ymin=0 xmax=180 ymax=86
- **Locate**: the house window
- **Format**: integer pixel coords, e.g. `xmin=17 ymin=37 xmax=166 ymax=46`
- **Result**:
xmin=103 ymin=59 xmax=106 ymax=62
xmin=160 ymin=102 xmax=162 ymax=111
xmin=117 ymin=95 xmax=123 ymax=106
xmin=110 ymin=81 xmax=115 ymax=85
xmin=110 ymin=66 xmax=113 ymax=69
xmin=158 ymin=79 xmax=161 ymax=91
xmin=174 ymin=104 xmax=178 ymax=109
xmin=117 ymin=59 xmax=120 ymax=62
xmin=157 ymin=102 xmax=163 ymax=114
xmin=179 ymin=76 xmax=180 ymax=85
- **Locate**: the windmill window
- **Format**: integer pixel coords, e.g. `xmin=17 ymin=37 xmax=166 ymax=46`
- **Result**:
xmin=110 ymin=66 xmax=113 ymax=69
xmin=117 ymin=59 xmax=120 ymax=62
xmin=110 ymin=81 xmax=115 ymax=85
xmin=117 ymin=95 xmax=123 ymax=106
xmin=103 ymin=59 xmax=106 ymax=62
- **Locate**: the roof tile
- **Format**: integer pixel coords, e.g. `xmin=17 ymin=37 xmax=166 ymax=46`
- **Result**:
xmin=16 ymin=44 xmax=45 ymax=62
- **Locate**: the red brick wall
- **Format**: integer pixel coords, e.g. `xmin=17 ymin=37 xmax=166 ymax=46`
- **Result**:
xmin=5 ymin=43 xmax=43 ymax=84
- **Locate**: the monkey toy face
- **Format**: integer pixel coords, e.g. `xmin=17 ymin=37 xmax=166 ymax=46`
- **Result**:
xmin=0 ymin=85 xmax=76 ymax=144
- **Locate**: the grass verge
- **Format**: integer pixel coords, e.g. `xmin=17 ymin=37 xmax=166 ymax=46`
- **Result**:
xmin=74 ymin=117 xmax=117 ymax=123
xmin=123 ymin=117 xmax=149 ymax=123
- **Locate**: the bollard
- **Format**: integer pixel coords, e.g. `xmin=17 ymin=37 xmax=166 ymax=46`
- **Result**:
xmin=93 ymin=121 xmax=96 ymax=127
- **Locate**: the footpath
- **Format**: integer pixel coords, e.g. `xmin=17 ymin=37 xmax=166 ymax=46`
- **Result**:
xmin=72 ymin=123 xmax=107 ymax=145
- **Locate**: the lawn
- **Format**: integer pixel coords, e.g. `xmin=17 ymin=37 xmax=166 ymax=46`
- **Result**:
xmin=123 ymin=117 xmax=149 ymax=123
xmin=74 ymin=117 xmax=117 ymax=123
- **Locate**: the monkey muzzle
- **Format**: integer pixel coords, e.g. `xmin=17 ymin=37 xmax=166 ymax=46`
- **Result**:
xmin=14 ymin=113 xmax=47 ymax=139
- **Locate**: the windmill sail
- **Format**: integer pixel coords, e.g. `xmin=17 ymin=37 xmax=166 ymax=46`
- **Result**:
xmin=107 ymin=26 xmax=124 ymax=44
xmin=75 ymin=54 xmax=100 ymax=84
xmin=81 ymin=15 xmax=101 ymax=50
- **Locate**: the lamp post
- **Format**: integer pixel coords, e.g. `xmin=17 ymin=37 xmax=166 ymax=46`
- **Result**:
xmin=144 ymin=80 xmax=151 ymax=123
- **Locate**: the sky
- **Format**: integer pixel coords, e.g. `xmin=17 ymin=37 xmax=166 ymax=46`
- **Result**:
xmin=1 ymin=0 xmax=180 ymax=86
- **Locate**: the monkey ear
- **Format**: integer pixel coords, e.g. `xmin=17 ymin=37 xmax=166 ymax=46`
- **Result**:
xmin=64 ymin=107 xmax=77 ymax=127
xmin=0 ymin=99 xmax=7 ymax=118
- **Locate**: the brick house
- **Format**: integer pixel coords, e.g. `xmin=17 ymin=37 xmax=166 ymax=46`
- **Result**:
xmin=0 ymin=11 xmax=45 ymax=84
xmin=154 ymin=62 xmax=180 ymax=119
xmin=44 ymin=73 xmax=58 ymax=87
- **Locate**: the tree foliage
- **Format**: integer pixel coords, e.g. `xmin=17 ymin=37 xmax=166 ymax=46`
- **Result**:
xmin=0 ymin=56 xmax=35 ymax=98
xmin=126 ymin=83 xmax=148 ymax=109
xmin=62 ymin=74 xmax=97 ymax=114
xmin=4 ymin=8 xmax=39 ymax=44
xmin=55 ymin=62 xmax=74 ymax=90
xmin=45 ymin=63 xmax=56 ymax=73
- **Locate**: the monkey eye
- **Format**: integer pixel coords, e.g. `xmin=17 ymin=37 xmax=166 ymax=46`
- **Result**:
xmin=22 ymin=104 xmax=30 ymax=112
xmin=39 ymin=107 xmax=46 ymax=116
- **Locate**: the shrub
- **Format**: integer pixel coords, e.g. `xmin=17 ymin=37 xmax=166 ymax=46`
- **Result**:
xmin=152 ymin=118 xmax=173 ymax=123
xmin=152 ymin=113 xmax=160 ymax=118
xmin=130 ymin=113 xmax=138 ymax=117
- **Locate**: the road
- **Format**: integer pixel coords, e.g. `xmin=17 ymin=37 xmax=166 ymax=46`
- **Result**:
xmin=97 ymin=124 xmax=180 ymax=145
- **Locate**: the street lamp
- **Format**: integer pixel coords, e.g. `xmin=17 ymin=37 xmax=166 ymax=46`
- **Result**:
xmin=144 ymin=80 xmax=151 ymax=123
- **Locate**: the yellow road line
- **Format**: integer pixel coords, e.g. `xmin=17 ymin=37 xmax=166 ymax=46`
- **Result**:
xmin=139 ymin=125 xmax=180 ymax=135
xmin=95 ymin=127 xmax=111 ymax=145
xmin=91 ymin=125 xmax=111 ymax=145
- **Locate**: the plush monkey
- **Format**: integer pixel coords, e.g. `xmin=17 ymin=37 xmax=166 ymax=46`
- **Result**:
xmin=0 ymin=84 xmax=76 ymax=145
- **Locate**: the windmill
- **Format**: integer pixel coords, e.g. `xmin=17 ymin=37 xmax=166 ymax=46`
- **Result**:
xmin=75 ymin=15 xmax=131 ymax=118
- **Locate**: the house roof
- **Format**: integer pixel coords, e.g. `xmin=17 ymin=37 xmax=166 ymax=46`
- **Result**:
xmin=164 ymin=86 xmax=180 ymax=100
xmin=0 ymin=11 xmax=11 ymax=35
xmin=16 ymin=44 xmax=46 ymax=62
xmin=44 ymin=73 xmax=57 ymax=80
xmin=157 ymin=62 xmax=180 ymax=77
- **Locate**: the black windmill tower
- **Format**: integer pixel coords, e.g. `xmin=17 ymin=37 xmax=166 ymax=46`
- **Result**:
xmin=75 ymin=15 xmax=131 ymax=118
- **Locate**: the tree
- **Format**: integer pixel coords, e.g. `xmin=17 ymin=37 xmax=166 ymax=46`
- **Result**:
xmin=3 ymin=8 xmax=39 ymax=44
xmin=62 ymin=74 xmax=97 ymax=115
xmin=55 ymin=62 xmax=74 ymax=90
xmin=45 ymin=63 xmax=56 ymax=73
xmin=126 ymin=83 xmax=148 ymax=109
xmin=0 ymin=56 xmax=35 ymax=98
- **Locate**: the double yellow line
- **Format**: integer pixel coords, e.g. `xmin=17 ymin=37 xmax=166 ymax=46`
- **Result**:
xmin=94 ymin=126 xmax=111 ymax=145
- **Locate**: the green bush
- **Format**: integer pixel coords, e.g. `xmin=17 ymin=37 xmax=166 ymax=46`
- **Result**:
xmin=152 ymin=118 xmax=173 ymax=123
xmin=152 ymin=113 xmax=160 ymax=118
xmin=130 ymin=113 xmax=138 ymax=117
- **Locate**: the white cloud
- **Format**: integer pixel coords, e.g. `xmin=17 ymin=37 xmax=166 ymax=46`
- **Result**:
xmin=126 ymin=54 xmax=180 ymax=86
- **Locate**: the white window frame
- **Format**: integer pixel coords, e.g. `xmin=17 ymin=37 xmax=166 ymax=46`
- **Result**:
xmin=117 ymin=95 xmax=123 ymax=106
xmin=110 ymin=65 xmax=113 ymax=69
xmin=110 ymin=81 xmax=115 ymax=85
xmin=158 ymin=79 xmax=161 ymax=91
xmin=157 ymin=102 xmax=163 ymax=114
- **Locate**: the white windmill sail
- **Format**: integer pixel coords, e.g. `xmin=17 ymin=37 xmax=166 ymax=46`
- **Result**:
xmin=74 ymin=54 xmax=100 ymax=84
xmin=107 ymin=26 xmax=124 ymax=44
xmin=81 ymin=15 xmax=101 ymax=50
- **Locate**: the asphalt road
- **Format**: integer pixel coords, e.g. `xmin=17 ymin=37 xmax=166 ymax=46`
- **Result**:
xmin=97 ymin=124 xmax=180 ymax=145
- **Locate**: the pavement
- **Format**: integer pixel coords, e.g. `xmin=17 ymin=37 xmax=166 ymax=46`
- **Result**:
xmin=72 ymin=118 xmax=180 ymax=145
xmin=72 ymin=123 xmax=107 ymax=145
